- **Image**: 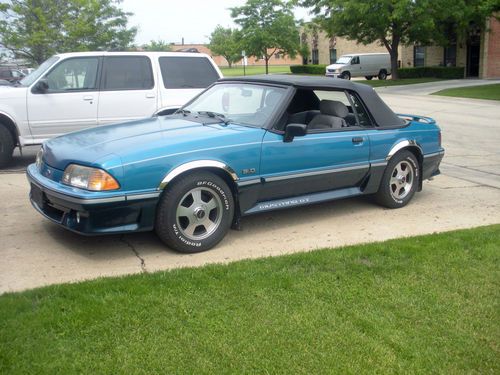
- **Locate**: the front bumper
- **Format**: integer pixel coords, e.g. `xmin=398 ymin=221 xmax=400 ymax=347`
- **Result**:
xmin=325 ymin=73 xmax=343 ymax=78
xmin=26 ymin=164 xmax=160 ymax=235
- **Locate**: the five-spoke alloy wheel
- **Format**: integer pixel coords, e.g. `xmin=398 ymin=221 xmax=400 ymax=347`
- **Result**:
xmin=155 ymin=171 xmax=234 ymax=253
xmin=376 ymin=150 xmax=419 ymax=208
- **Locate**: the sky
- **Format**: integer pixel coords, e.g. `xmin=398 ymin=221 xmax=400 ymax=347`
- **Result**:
xmin=120 ymin=0 xmax=312 ymax=45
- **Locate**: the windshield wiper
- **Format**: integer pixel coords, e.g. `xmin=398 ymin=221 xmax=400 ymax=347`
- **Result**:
xmin=197 ymin=111 xmax=229 ymax=125
xmin=176 ymin=109 xmax=191 ymax=116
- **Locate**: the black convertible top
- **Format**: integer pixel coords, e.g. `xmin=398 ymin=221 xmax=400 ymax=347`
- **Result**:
xmin=220 ymin=74 xmax=405 ymax=127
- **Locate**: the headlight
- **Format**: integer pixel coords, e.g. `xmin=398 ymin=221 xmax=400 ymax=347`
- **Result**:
xmin=62 ymin=164 xmax=120 ymax=191
xmin=35 ymin=148 xmax=44 ymax=169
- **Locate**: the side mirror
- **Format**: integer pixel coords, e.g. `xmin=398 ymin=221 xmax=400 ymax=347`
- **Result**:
xmin=34 ymin=78 xmax=49 ymax=93
xmin=284 ymin=123 xmax=307 ymax=143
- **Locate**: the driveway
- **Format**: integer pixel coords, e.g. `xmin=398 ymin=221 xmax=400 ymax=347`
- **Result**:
xmin=1 ymin=83 xmax=499 ymax=293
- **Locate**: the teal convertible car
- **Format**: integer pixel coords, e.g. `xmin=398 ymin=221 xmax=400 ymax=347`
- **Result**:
xmin=27 ymin=75 xmax=444 ymax=253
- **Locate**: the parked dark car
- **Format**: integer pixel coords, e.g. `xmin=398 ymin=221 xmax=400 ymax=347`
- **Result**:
xmin=27 ymin=75 xmax=444 ymax=253
xmin=0 ymin=67 xmax=25 ymax=84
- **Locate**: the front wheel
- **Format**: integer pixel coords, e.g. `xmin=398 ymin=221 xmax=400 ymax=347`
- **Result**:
xmin=155 ymin=171 xmax=234 ymax=253
xmin=0 ymin=125 xmax=14 ymax=168
xmin=342 ymin=71 xmax=351 ymax=80
xmin=376 ymin=151 xmax=419 ymax=209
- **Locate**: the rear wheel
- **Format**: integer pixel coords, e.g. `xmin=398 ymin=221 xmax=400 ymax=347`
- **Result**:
xmin=155 ymin=171 xmax=234 ymax=253
xmin=376 ymin=150 xmax=419 ymax=208
xmin=365 ymin=76 xmax=373 ymax=80
xmin=342 ymin=71 xmax=351 ymax=80
xmin=378 ymin=70 xmax=388 ymax=80
xmin=0 ymin=125 xmax=14 ymax=168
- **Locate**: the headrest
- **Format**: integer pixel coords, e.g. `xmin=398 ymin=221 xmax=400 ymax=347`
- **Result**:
xmin=265 ymin=91 xmax=282 ymax=107
xmin=320 ymin=100 xmax=349 ymax=118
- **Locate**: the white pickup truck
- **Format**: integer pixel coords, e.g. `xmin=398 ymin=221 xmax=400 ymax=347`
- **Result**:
xmin=0 ymin=51 xmax=223 ymax=166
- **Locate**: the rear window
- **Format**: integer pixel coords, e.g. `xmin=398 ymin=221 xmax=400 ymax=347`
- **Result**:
xmin=159 ymin=56 xmax=219 ymax=89
xmin=102 ymin=56 xmax=154 ymax=90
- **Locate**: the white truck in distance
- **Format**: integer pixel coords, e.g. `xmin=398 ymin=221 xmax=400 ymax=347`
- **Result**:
xmin=325 ymin=53 xmax=391 ymax=81
xmin=0 ymin=51 xmax=223 ymax=167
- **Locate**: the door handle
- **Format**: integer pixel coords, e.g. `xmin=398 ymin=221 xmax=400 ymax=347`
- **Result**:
xmin=352 ymin=137 xmax=364 ymax=144
xmin=83 ymin=95 xmax=93 ymax=101
xmin=145 ymin=93 xmax=155 ymax=99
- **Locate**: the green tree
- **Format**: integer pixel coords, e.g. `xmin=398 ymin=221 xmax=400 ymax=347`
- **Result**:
xmin=0 ymin=0 xmax=137 ymax=65
xmin=208 ymin=25 xmax=241 ymax=68
xmin=142 ymin=40 xmax=172 ymax=52
xmin=300 ymin=0 xmax=500 ymax=79
xmin=231 ymin=0 xmax=300 ymax=74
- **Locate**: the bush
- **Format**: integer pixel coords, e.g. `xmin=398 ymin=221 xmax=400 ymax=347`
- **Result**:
xmin=397 ymin=66 xmax=464 ymax=79
xmin=290 ymin=64 xmax=327 ymax=75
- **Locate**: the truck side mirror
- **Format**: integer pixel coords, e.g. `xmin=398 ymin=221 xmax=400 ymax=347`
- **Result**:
xmin=34 ymin=78 xmax=49 ymax=93
xmin=284 ymin=123 xmax=307 ymax=143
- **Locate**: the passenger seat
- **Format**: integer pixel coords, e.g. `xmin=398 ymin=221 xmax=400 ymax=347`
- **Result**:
xmin=308 ymin=100 xmax=348 ymax=130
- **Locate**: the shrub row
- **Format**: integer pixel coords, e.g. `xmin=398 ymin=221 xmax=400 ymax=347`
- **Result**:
xmin=397 ymin=66 xmax=465 ymax=79
xmin=290 ymin=64 xmax=327 ymax=75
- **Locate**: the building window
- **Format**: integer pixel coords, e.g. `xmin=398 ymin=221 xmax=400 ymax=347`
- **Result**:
xmin=312 ymin=49 xmax=319 ymax=65
xmin=414 ymin=46 xmax=425 ymax=67
xmin=444 ymin=45 xmax=457 ymax=67
xmin=329 ymin=48 xmax=337 ymax=64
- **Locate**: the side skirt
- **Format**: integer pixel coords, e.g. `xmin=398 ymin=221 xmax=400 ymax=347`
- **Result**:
xmin=243 ymin=187 xmax=363 ymax=215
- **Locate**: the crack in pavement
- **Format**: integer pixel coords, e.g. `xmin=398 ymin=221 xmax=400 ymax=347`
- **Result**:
xmin=120 ymin=235 xmax=147 ymax=273
xmin=441 ymin=172 xmax=500 ymax=190
xmin=442 ymin=162 xmax=500 ymax=177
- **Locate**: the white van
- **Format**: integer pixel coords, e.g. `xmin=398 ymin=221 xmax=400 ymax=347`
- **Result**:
xmin=325 ymin=53 xmax=391 ymax=80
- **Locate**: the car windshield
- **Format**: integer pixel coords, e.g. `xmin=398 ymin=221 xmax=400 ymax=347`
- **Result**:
xmin=183 ymin=83 xmax=286 ymax=127
xmin=336 ymin=56 xmax=352 ymax=64
xmin=19 ymin=56 xmax=59 ymax=86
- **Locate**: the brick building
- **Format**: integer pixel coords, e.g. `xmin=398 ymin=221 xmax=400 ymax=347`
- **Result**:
xmin=301 ymin=15 xmax=500 ymax=79
xmin=172 ymin=43 xmax=302 ymax=68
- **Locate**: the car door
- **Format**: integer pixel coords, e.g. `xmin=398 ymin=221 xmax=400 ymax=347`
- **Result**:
xmin=97 ymin=55 xmax=157 ymax=126
xmin=27 ymin=56 xmax=99 ymax=141
xmin=259 ymin=89 xmax=371 ymax=202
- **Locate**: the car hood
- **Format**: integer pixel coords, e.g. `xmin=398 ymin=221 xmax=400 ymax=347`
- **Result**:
xmin=43 ymin=115 xmax=265 ymax=171
xmin=326 ymin=63 xmax=345 ymax=70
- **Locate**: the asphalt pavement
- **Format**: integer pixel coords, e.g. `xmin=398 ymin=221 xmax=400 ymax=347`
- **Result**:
xmin=1 ymin=79 xmax=499 ymax=293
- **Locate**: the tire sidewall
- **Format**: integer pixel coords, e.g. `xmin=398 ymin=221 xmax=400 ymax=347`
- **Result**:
xmin=0 ymin=125 xmax=14 ymax=168
xmin=156 ymin=172 xmax=234 ymax=253
xmin=380 ymin=151 xmax=419 ymax=207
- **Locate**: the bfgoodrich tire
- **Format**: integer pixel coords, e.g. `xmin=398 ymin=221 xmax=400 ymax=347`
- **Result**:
xmin=376 ymin=150 xmax=419 ymax=209
xmin=155 ymin=171 xmax=234 ymax=253
xmin=0 ymin=125 xmax=14 ymax=168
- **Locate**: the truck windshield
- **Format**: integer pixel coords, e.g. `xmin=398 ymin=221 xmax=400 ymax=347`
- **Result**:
xmin=19 ymin=56 xmax=59 ymax=86
xmin=336 ymin=56 xmax=352 ymax=64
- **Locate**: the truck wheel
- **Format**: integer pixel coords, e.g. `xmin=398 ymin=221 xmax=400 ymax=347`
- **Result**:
xmin=155 ymin=171 xmax=234 ymax=253
xmin=378 ymin=70 xmax=388 ymax=80
xmin=342 ymin=71 xmax=351 ymax=80
xmin=0 ymin=125 xmax=14 ymax=168
xmin=365 ymin=76 xmax=373 ymax=80
xmin=375 ymin=150 xmax=419 ymax=209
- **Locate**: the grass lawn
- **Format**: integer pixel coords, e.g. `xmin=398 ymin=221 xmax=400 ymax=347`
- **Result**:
xmin=1 ymin=225 xmax=499 ymax=374
xmin=220 ymin=65 xmax=291 ymax=76
xmin=432 ymin=83 xmax=500 ymax=101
